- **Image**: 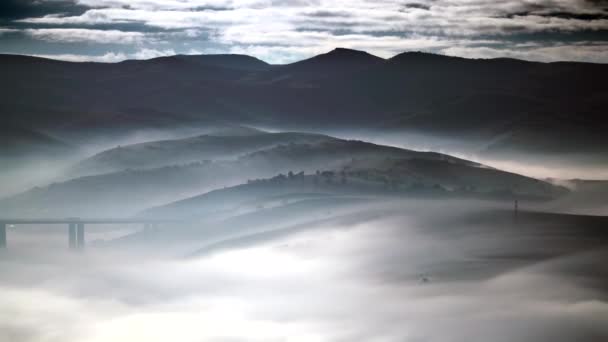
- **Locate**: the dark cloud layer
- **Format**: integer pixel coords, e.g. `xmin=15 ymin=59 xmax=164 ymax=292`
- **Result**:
xmin=0 ymin=0 xmax=87 ymax=21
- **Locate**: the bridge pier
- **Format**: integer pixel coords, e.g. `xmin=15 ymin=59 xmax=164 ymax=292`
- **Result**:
xmin=0 ymin=223 xmax=6 ymax=248
xmin=76 ymin=223 xmax=85 ymax=249
xmin=68 ymin=223 xmax=77 ymax=249
xmin=144 ymin=223 xmax=160 ymax=234
xmin=0 ymin=218 xmax=177 ymax=250
xmin=68 ymin=222 xmax=85 ymax=250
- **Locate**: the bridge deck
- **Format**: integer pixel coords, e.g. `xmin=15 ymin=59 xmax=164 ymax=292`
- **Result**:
xmin=0 ymin=218 xmax=181 ymax=249
xmin=0 ymin=218 xmax=181 ymax=225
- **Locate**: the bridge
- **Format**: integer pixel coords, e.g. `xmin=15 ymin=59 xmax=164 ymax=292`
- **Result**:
xmin=0 ymin=218 xmax=181 ymax=249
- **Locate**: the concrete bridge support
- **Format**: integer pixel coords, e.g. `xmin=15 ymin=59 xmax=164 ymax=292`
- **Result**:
xmin=0 ymin=218 xmax=177 ymax=250
xmin=0 ymin=223 xmax=6 ymax=248
xmin=68 ymin=223 xmax=77 ymax=249
xmin=144 ymin=223 xmax=161 ymax=234
xmin=76 ymin=223 xmax=85 ymax=249
xmin=68 ymin=222 xmax=85 ymax=249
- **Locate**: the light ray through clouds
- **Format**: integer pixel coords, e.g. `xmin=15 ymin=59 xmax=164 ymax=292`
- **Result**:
xmin=0 ymin=0 xmax=606 ymax=63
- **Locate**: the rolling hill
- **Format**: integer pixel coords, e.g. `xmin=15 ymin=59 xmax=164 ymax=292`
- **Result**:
xmin=0 ymin=132 xmax=566 ymax=218
xmin=140 ymin=154 xmax=566 ymax=220
xmin=70 ymin=130 xmax=336 ymax=176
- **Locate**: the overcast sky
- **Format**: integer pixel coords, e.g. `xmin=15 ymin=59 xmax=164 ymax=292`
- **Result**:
xmin=0 ymin=0 xmax=607 ymax=63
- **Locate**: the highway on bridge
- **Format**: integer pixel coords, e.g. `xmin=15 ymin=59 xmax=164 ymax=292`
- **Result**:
xmin=0 ymin=218 xmax=183 ymax=249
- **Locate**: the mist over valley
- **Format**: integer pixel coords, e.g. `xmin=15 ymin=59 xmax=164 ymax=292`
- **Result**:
xmin=1 ymin=36 xmax=608 ymax=342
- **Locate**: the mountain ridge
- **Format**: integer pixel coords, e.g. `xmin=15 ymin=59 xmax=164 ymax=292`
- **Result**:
xmin=4 ymin=48 xmax=607 ymax=66
xmin=1 ymin=48 xmax=607 ymax=162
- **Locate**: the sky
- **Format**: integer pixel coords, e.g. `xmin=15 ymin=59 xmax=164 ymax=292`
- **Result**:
xmin=0 ymin=0 xmax=607 ymax=64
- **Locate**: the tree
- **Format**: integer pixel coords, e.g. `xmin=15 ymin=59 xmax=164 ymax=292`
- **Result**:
xmin=322 ymin=171 xmax=334 ymax=184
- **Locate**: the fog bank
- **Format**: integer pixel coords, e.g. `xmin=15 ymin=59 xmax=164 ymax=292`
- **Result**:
xmin=1 ymin=202 xmax=607 ymax=342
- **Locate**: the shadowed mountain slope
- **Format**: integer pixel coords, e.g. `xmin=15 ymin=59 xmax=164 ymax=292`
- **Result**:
xmin=1 ymin=49 xmax=607 ymax=159
xmin=0 ymin=123 xmax=74 ymax=160
xmin=71 ymin=130 xmax=335 ymax=176
xmin=127 ymin=54 xmax=271 ymax=71
xmin=140 ymin=156 xmax=566 ymax=220
xmin=256 ymin=48 xmax=385 ymax=84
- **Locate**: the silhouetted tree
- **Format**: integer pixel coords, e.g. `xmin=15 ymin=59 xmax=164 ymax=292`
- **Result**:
xmin=322 ymin=171 xmax=335 ymax=184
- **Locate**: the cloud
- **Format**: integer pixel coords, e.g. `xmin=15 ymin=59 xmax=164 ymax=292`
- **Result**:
xmin=23 ymin=28 xmax=147 ymax=44
xmin=226 ymin=34 xmax=499 ymax=63
xmin=3 ymin=0 xmax=608 ymax=63
xmin=19 ymin=1 xmax=608 ymax=35
xmin=442 ymin=41 xmax=608 ymax=63
xmin=31 ymin=48 xmax=177 ymax=62
xmin=0 ymin=204 xmax=607 ymax=342
xmin=0 ymin=28 xmax=18 ymax=35
xmin=75 ymin=0 xmax=236 ymax=11
xmin=0 ymin=0 xmax=86 ymax=20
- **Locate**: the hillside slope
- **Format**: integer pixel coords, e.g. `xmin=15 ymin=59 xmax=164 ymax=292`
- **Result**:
xmin=0 ymin=133 xmax=564 ymax=218
xmin=2 ymin=49 xmax=606 ymax=159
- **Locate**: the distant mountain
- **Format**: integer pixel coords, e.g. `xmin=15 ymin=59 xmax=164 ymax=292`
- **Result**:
xmin=0 ymin=53 xmax=269 ymax=132
xmin=123 ymin=54 xmax=271 ymax=71
xmin=0 ymin=123 xmax=79 ymax=197
xmin=255 ymin=48 xmax=384 ymax=84
xmin=0 ymin=160 xmax=248 ymax=217
xmin=70 ymin=130 xmax=335 ymax=177
xmin=1 ymin=49 xmax=607 ymax=159
xmin=0 ymin=123 xmax=73 ymax=160
xmin=0 ymin=132 xmax=560 ymax=218
xmin=286 ymin=48 xmax=383 ymax=71
xmin=140 ymin=158 xmax=566 ymax=220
